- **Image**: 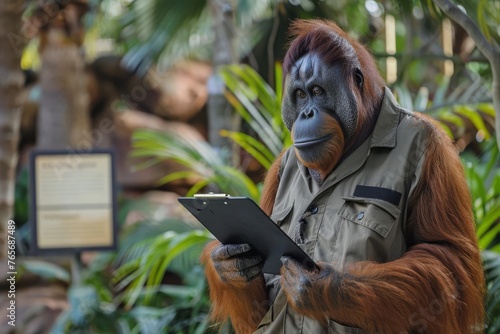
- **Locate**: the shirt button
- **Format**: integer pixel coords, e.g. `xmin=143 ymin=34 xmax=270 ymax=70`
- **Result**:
xmin=357 ymin=212 xmax=365 ymax=220
xmin=309 ymin=205 xmax=318 ymax=214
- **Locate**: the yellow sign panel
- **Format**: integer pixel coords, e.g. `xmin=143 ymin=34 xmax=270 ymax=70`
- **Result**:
xmin=32 ymin=152 xmax=116 ymax=251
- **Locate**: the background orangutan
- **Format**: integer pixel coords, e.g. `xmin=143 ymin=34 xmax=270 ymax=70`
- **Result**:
xmin=201 ymin=19 xmax=485 ymax=334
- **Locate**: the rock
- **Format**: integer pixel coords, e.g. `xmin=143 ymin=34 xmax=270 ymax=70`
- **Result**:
xmin=0 ymin=269 xmax=68 ymax=334
xmin=104 ymin=109 xmax=204 ymax=193
xmin=154 ymin=61 xmax=211 ymax=122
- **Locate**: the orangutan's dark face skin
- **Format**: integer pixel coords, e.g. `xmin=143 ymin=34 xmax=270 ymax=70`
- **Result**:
xmin=281 ymin=53 xmax=363 ymax=179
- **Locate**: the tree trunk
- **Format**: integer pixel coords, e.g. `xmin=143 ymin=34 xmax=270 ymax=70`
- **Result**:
xmin=207 ymin=0 xmax=237 ymax=154
xmin=0 ymin=0 xmax=25 ymax=258
xmin=37 ymin=29 xmax=90 ymax=149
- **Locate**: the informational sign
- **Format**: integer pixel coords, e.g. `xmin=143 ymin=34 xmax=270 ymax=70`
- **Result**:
xmin=30 ymin=150 xmax=117 ymax=254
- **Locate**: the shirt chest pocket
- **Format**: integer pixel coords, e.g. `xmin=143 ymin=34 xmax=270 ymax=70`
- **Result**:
xmin=338 ymin=196 xmax=401 ymax=238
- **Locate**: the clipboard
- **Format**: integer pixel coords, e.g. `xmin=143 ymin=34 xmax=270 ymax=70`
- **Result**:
xmin=178 ymin=194 xmax=318 ymax=275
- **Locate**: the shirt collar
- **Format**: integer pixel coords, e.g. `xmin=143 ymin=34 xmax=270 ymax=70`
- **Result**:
xmin=369 ymin=87 xmax=403 ymax=149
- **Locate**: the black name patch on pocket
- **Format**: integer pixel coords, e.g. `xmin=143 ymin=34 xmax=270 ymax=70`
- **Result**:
xmin=353 ymin=185 xmax=402 ymax=206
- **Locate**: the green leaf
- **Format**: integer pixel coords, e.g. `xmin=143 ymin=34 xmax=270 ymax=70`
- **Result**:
xmin=121 ymin=0 xmax=208 ymax=72
xmin=221 ymin=130 xmax=275 ymax=169
xmin=50 ymin=309 xmax=71 ymax=334
xmin=212 ymin=166 xmax=260 ymax=201
xmin=130 ymin=306 xmax=175 ymax=333
xmin=19 ymin=260 xmax=70 ymax=283
xmin=413 ymin=86 xmax=429 ymax=112
xmin=275 ymin=62 xmax=283 ymax=102
xmin=478 ymin=212 xmax=500 ymax=249
xmin=490 ymin=243 xmax=500 ymax=253
xmin=220 ymin=64 xmax=288 ymax=158
xmin=118 ymin=230 xmax=212 ymax=308
xmin=157 ymin=284 xmax=199 ymax=299
xmin=146 ymin=230 xmax=210 ymax=289
xmin=131 ymin=157 xmax=162 ymax=172
xmin=156 ymin=171 xmax=198 ymax=186
xmin=475 ymin=205 xmax=495 ymax=239
xmin=434 ymin=77 xmax=450 ymax=106
xmin=186 ymin=179 xmax=211 ymax=197
xmin=454 ymin=105 xmax=491 ymax=140
xmin=438 ymin=112 xmax=465 ymax=128
xmin=231 ymin=88 xmax=283 ymax=155
xmin=437 ymin=121 xmax=454 ymax=139
xmin=477 ymin=0 xmax=492 ymax=42
xmin=466 ymin=162 xmax=487 ymax=217
xmin=393 ymin=85 xmax=413 ymax=110
xmin=478 ymin=103 xmax=495 ymax=117
xmin=68 ymin=286 xmax=99 ymax=325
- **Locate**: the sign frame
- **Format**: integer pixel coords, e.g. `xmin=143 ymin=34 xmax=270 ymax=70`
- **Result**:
xmin=29 ymin=149 xmax=118 ymax=255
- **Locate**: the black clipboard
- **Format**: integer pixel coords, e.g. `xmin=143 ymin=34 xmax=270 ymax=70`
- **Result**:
xmin=178 ymin=194 xmax=318 ymax=275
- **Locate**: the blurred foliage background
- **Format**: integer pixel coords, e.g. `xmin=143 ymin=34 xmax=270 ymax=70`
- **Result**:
xmin=2 ymin=0 xmax=500 ymax=333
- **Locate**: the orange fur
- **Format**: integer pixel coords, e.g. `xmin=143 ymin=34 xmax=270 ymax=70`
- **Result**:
xmin=260 ymin=151 xmax=285 ymax=216
xmin=200 ymin=241 xmax=268 ymax=333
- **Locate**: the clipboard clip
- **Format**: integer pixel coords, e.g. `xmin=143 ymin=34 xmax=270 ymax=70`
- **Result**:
xmin=194 ymin=193 xmax=230 ymax=199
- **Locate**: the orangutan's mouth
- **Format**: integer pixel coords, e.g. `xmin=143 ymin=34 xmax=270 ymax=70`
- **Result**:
xmin=293 ymin=134 xmax=331 ymax=149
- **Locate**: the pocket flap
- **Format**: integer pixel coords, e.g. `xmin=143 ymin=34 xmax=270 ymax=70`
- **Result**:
xmin=328 ymin=319 xmax=366 ymax=333
xmin=339 ymin=196 xmax=401 ymax=237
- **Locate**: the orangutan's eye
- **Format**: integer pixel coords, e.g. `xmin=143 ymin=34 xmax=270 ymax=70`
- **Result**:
xmin=354 ymin=67 xmax=364 ymax=88
xmin=312 ymin=86 xmax=323 ymax=96
xmin=296 ymin=89 xmax=306 ymax=99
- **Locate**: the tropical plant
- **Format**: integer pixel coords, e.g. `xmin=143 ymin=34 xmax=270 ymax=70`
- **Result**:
xmin=220 ymin=63 xmax=291 ymax=170
xmin=393 ymin=77 xmax=494 ymax=141
xmin=107 ymin=64 xmax=288 ymax=333
xmin=113 ymin=222 xmax=212 ymax=308
xmin=45 ymin=213 xmax=216 ymax=333
xmin=10 ymin=189 xmax=219 ymax=333
xmin=131 ymin=129 xmax=260 ymax=201
xmin=128 ymin=63 xmax=289 ymax=199
xmin=464 ymin=143 xmax=500 ymax=252
xmin=52 ymin=261 xmax=214 ymax=334
xmin=482 ymin=250 xmax=500 ymax=333
xmin=462 ymin=142 xmax=500 ymax=333
xmin=433 ymin=0 xmax=500 ymax=149
xmin=119 ymin=0 xmax=280 ymax=73
xmin=120 ymin=0 xmax=283 ymax=150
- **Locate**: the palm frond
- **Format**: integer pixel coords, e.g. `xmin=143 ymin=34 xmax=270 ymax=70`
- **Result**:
xmin=120 ymin=0 xmax=285 ymax=72
xmin=131 ymin=128 xmax=260 ymax=201
xmin=462 ymin=143 xmax=500 ymax=333
xmin=220 ymin=129 xmax=275 ymax=169
xmin=393 ymin=75 xmax=494 ymax=144
xmin=482 ymin=250 xmax=500 ymax=333
xmin=114 ymin=229 xmax=212 ymax=308
xmin=220 ymin=63 xmax=291 ymax=164
xmin=120 ymin=0 xmax=209 ymax=73
xmin=115 ymin=218 xmax=194 ymax=266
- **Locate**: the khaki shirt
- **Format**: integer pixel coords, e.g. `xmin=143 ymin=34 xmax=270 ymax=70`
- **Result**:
xmin=255 ymin=88 xmax=430 ymax=334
